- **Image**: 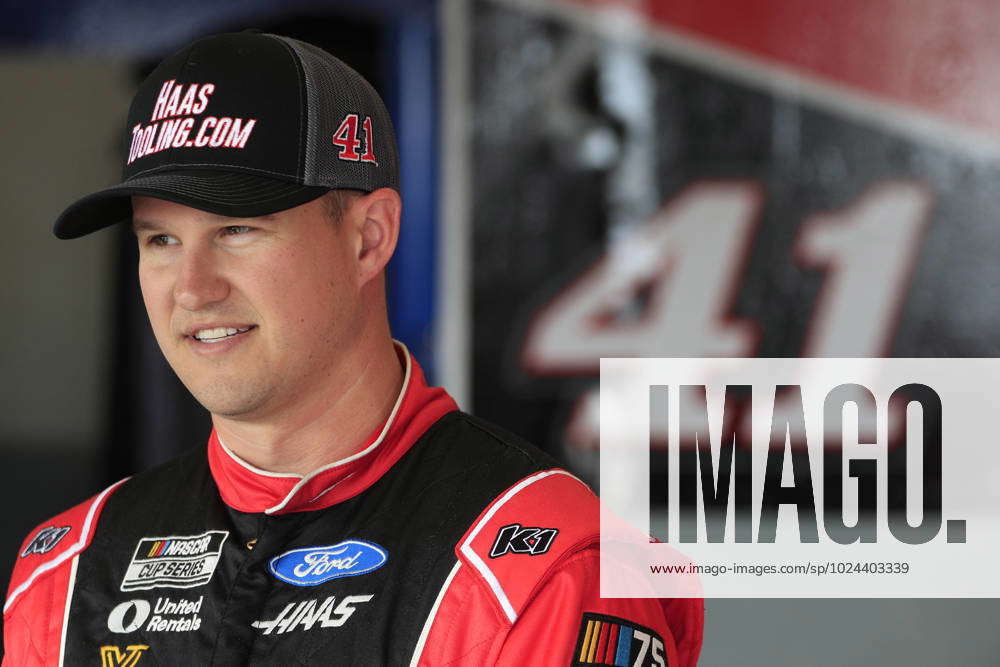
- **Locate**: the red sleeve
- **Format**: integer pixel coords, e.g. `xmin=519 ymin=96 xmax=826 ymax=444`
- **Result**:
xmin=495 ymin=548 xmax=703 ymax=667
xmin=408 ymin=470 xmax=703 ymax=666
xmin=3 ymin=479 xmax=126 ymax=666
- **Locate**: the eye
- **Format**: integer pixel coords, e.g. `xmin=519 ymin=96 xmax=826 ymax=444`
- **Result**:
xmin=222 ymin=225 xmax=253 ymax=236
xmin=147 ymin=233 xmax=178 ymax=246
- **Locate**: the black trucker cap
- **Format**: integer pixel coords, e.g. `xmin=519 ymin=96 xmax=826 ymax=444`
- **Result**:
xmin=54 ymin=31 xmax=399 ymax=239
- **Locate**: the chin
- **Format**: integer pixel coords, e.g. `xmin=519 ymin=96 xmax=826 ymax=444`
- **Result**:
xmin=188 ymin=380 xmax=270 ymax=418
xmin=201 ymin=401 xmax=258 ymax=418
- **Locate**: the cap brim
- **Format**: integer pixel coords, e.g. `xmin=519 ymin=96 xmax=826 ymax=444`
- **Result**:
xmin=53 ymin=170 xmax=331 ymax=239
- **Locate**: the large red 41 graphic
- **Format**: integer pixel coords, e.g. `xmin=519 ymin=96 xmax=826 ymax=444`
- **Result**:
xmin=521 ymin=181 xmax=932 ymax=450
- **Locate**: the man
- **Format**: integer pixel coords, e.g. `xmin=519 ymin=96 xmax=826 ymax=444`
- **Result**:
xmin=4 ymin=31 xmax=702 ymax=665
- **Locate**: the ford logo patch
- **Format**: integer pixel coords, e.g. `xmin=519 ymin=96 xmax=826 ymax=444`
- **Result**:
xmin=268 ymin=540 xmax=388 ymax=586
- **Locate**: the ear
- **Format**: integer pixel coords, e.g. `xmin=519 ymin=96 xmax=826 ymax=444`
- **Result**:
xmin=353 ymin=188 xmax=401 ymax=286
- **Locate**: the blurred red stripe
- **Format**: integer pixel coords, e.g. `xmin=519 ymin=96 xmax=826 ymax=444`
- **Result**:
xmin=568 ymin=0 xmax=1000 ymax=135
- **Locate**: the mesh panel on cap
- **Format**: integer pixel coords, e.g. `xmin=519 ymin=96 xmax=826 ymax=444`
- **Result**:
xmin=272 ymin=35 xmax=400 ymax=192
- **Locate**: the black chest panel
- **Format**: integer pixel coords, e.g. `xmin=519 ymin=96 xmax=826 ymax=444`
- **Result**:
xmin=65 ymin=412 xmax=558 ymax=666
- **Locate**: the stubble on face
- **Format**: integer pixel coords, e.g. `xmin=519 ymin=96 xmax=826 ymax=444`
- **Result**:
xmin=174 ymin=353 xmax=275 ymax=418
xmin=147 ymin=290 xmax=276 ymax=419
xmin=135 ymin=193 xmax=363 ymax=423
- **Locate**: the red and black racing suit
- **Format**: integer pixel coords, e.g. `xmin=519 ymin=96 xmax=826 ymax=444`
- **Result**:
xmin=4 ymin=349 xmax=702 ymax=665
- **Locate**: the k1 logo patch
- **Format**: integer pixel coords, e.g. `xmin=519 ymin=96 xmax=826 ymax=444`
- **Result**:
xmin=268 ymin=540 xmax=388 ymax=586
xmin=573 ymin=613 xmax=667 ymax=667
xmin=120 ymin=530 xmax=228 ymax=592
xmin=21 ymin=525 xmax=70 ymax=557
xmin=489 ymin=523 xmax=558 ymax=558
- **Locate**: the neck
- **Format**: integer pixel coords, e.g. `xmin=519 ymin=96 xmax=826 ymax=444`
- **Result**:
xmin=212 ymin=335 xmax=405 ymax=475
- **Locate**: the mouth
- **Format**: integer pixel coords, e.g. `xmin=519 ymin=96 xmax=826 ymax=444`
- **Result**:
xmin=188 ymin=325 xmax=257 ymax=344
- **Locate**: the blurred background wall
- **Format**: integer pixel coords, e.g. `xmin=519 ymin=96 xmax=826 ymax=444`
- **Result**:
xmin=2 ymin=0 xmax=999 ymax=664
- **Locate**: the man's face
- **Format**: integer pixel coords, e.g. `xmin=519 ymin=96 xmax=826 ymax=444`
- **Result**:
xmin=132 ymin=194 xmax=364 ymax=420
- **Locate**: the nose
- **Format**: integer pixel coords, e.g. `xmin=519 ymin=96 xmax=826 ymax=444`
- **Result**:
xmin=173 ymin=245 xmax=229 ymax=311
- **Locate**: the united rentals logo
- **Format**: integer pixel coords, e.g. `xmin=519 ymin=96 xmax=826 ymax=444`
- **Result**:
xmin=120 ymin=531 xmax=228 ymax=592
xmin=99 ymin=644 xmax=148 ymax=667
xmin=489 ymin=523 xmax=558 ymax=558
xmin=107 ymin=596 xmax=204 ymax=634
xmin=20 ymin=525 xmax=70 ymax=557
xmin=573 ymin=613 xmax=667 ymax=667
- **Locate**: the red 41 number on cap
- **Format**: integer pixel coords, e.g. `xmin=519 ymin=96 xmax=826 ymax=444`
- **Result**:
xmin=332 ymin=114 xmax=378 ymax=164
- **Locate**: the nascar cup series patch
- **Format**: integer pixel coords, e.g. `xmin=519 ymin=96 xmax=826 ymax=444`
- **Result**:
xmin=120 ymin=531 xmax=228 ymax=592
xmin=268 ymin=540 xmax=388 ymax=586
xmin=573 ymin=613 xmax=667 ymax=667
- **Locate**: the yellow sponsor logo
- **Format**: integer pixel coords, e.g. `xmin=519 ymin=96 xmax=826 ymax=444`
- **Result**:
xmin=99 ymin=644 xmax=148 ymax=667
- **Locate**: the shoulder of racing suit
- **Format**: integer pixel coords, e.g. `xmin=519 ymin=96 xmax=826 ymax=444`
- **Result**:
xmin=407 ymin=414 xmax=703 ymax=667
xmin=4 ymin=476 xmax=128 ymax=664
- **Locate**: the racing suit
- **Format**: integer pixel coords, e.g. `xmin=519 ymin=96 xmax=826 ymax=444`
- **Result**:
xmin=4 ymin=349 xmax=703 ymax=665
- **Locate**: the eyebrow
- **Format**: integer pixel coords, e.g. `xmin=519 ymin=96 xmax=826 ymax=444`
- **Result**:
xmin=131 ymin=213 xmax=277 ymax=233
xmin=131 ymin=219 xmax=163 ymax=234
